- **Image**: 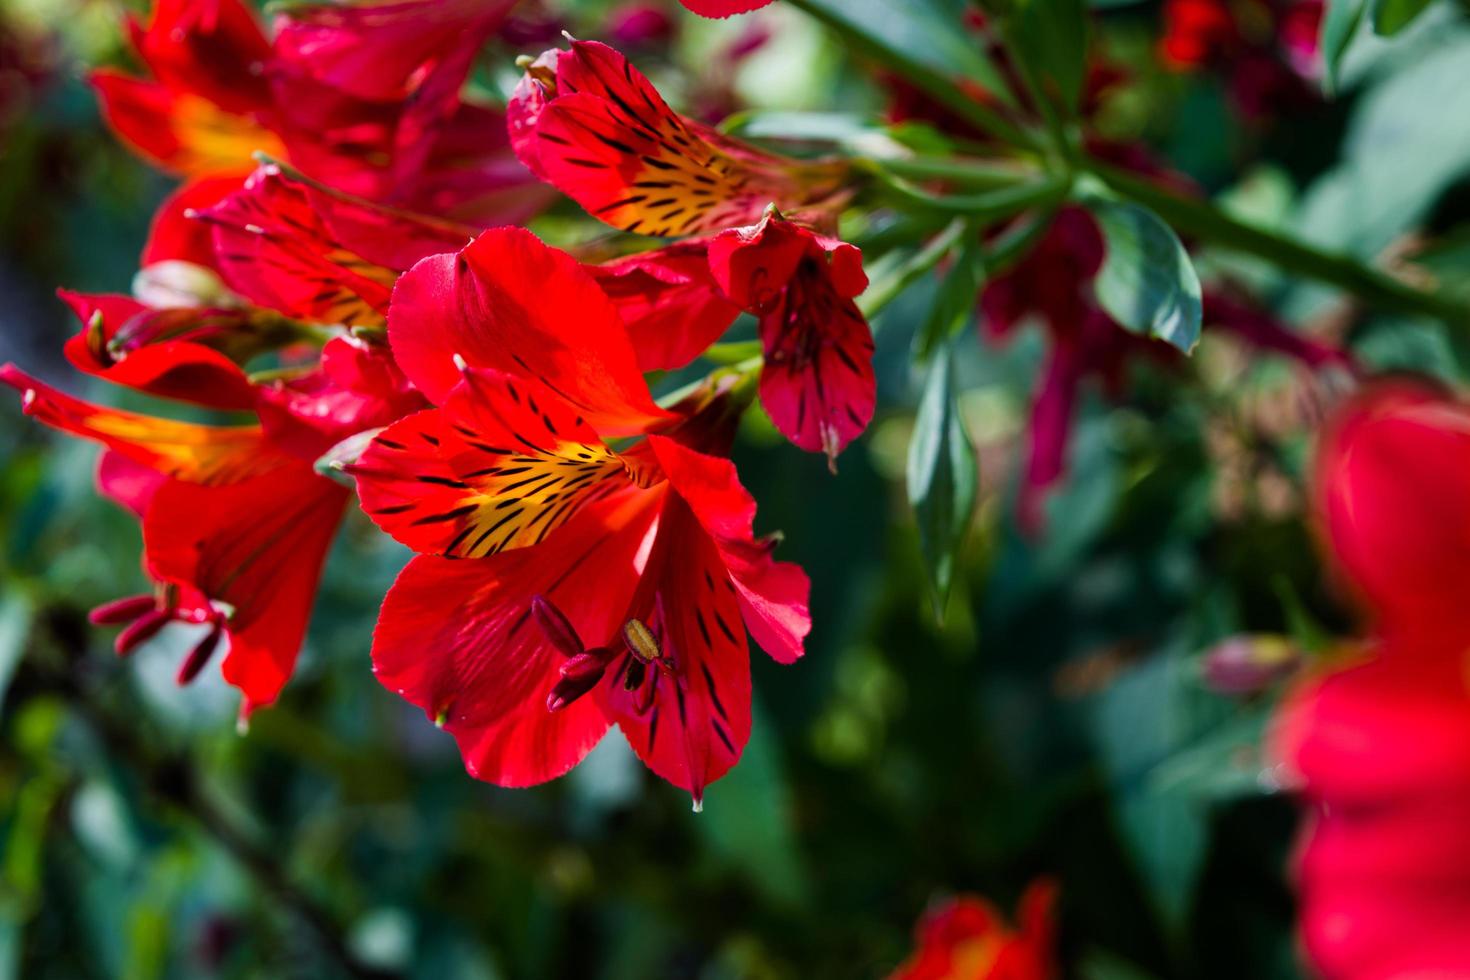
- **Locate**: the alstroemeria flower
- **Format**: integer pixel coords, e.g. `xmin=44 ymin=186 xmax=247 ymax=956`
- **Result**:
xmin=94 ymin=0 xmax=543 ymax=263
xmin=195 ymin=164 xmax=473 ymax=329
xmin=3 ymin=335 xmax=423 ymax=715
xmin=508 ymin=40 xmax=849 ymax=236
xmin=351 ymin=227 xmax=810 ymax=804
xmin=708 ymin=213 xmax=875 ymax=465
xmin=888 ymin=881 xmax=1058 ymax=980
xmin=1266 ymin=384 xmax=1470 ymax=979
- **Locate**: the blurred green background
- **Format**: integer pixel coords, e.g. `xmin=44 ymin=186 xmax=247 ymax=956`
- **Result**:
xmin=4 ymin=0 xmax=1470 ymax=977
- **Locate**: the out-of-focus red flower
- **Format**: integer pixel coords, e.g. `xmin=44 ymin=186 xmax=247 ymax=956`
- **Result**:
xmin=1275 ymin=647 xmax=1470 ymax=979
xmin=677 ymin=0 xmax=774 ymax=16
xmin=888 ymin=880 xmax=1058 ymax=980
xmin=1312 ymin=384 xmax=1470 ymax=645
xmin=709 ymin=213 xmax=875 ymax=466
xmin=508 ymin=40 xmax=849 ymax=236
xmin=1158 ymin=0 xmax=1323 ymax=118
xmin=1270 ymin=383 xmax=1470 ymax=978
xmin=93 ymin=0 xmax=544 ymax=258
xmin=607 ymin=2 xmax=676 ymax=48
xmin=351 ymin=227 xmax=810 ymax=804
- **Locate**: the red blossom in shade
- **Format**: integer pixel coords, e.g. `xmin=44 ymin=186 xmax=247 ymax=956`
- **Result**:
xmin=1268 ymin=384 xmax=1470 ymax=979
xmin=195 ymin=164 xmax=473 ymax=329
xmin=979 ymin=205 xmax=1352 ymax=531
xmin=1158 ymin=0 xmax=1323 ymax=118
xmin=708 ymin=213 xmax=875 ymax=466
xmin=507 ymin=40 xmax=849 ymax=237
xmin=352 ymin=227 xmax=810 ymax=804
xmin=888 ymin=880 xmax=1058 ymax=980
xmin=677 ymin=0 xmax=775 ymax=16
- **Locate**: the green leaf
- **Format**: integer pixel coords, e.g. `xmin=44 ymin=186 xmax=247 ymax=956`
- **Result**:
xmin=1371 ymin=0 xmax=1434 ymax=35
xmin=1088 ymin=198 xmax=1202 ymax=353
xmin=1010 ymin=0 xmax=1090 ymax=113
xmin=1320 ymin=0 xmax=1366 ymax=94
xmin=906 ymin=342 xmax=979 ymax=619
xmin=914 ymin=233 xmax=983 ymax=359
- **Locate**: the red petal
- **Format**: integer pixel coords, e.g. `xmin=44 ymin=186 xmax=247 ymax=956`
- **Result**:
xmin=143 ymin=175 xmax=243 ymax=268
xmin=604 ymin=495 xmax=752 ymax=804
xmin=90 ymin=70 xmax=282 ymax=178
xmin=678 ymin=0 xmax=775 ymax=14
xmin=510 ymin=41 xmax=841 ymax=236
xmin=354 ymin=368 xmax=635 ymax=557
xmin=648 ymin=435 xmax=809 ymax=664
xmin=388 ymin=227 xmax=670 ymax=434
xmin=58 ymin=291 xmax=258 ymax=411
xmin=96 ymin=450 xmax=168 ymax=518
xmin=590 ymin=242 xmax=740 ymax=372
xmin=0 ymin=364 xmax=288 ymax=483
xmin=1313 ymin=384 xmax=1470 ymax=639
xmin=371 ymin=488 xmax=660 ymax=785
xmin=201 ymin=166 xmax=457 ymax=328
xmin=143 ymin=464 xmax=348 ymax=712
xmin=132 ymin=0 xmax=273 ymax=114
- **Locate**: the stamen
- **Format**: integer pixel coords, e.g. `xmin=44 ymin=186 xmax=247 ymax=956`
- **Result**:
xmin=89 ymin=594 xmax=157 ymax=626
xmin=623 ymin=618 xmax=661 ymax=663
xmin=176 ymin=621 xmax=224 ymax=685
xmin=115 ymin=610 xmax=170 ymax=656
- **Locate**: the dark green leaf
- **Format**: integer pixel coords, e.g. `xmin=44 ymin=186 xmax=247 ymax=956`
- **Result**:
xmin=1010 ymin=0 xmax=1090 ymax=113
xmin=1371 ymin=0 xmax=1434 ymax=35
xmin=1320 ymin=0 xmax=1366 ymax=94
xmin=1088 ymin=198 xmax=1202 ymax=353
xmin=914 ymin=233 xmax=983 ymax=359
xmin=906 ymin=342 xmax=978 ymax=619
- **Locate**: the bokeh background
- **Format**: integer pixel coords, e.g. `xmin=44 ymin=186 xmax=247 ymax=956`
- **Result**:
xmin=3 ymin=0 xmax=1470 ymax=977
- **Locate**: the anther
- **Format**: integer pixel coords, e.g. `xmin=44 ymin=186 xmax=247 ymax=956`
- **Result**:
xmin=623 ymin=618 xmax=661 ymax=663
xmin=175 ymin=621 xmax=224 ymax=685
xmin=115 ymin=609 xmax=171 ymax=656
xmin=90 ymin=594 xmax=157 ymax=626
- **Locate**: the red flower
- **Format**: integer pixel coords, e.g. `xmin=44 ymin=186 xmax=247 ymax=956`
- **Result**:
xmin=708 ymin=212 xmax=875 ymax=466
xmin=1158 ymin=0 xmax=1323 ymax=118
xmin=3 ymin=328 xmax=422 ymax=714
xmin=94 ymin=0 xmax=543 ymax=262
xmin=1270 ymin=384 xmax=1470 ymax=978
xmin=888 ymin=881 xmax=1058 ymax=980
xmin=508 ymin=40 xmax=849 ymax=236
xmin=352 ymin=227 xmax=810 ymax=803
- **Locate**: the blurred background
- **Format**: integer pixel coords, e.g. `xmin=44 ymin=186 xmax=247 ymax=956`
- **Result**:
xmin=3 ymin=0 xmax=1470 ymax=977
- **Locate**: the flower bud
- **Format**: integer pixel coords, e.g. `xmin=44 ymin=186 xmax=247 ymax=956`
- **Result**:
xmin=1200 ymin=634 xmax=1300 ymax=696
xmin=133 ymin=261 xmax=242 ymax=311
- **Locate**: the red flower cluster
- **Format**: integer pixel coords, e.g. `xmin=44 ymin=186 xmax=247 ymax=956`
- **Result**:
xmin=1273 ymin=384 xmax=1470 ymax=977
xmin=5 ymin=2 xmax=859 ymax=802
xmin=888 ymin=881 xmax=1057 ymax=980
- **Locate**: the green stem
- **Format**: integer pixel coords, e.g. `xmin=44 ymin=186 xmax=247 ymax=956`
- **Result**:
xmin=866 ymin=156 xmax=1040 ymax=187
xmin=1086 ymin=160 xmax=1470 ymax=325
xmin=783 ymin=0 xmax=1041 ymax=153
xmin=869 ymin=170 xmax=1069 ymax=219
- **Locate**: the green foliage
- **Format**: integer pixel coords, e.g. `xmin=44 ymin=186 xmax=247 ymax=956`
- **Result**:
xmin=1087 ymin=197 xmax=1203 ymax=353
